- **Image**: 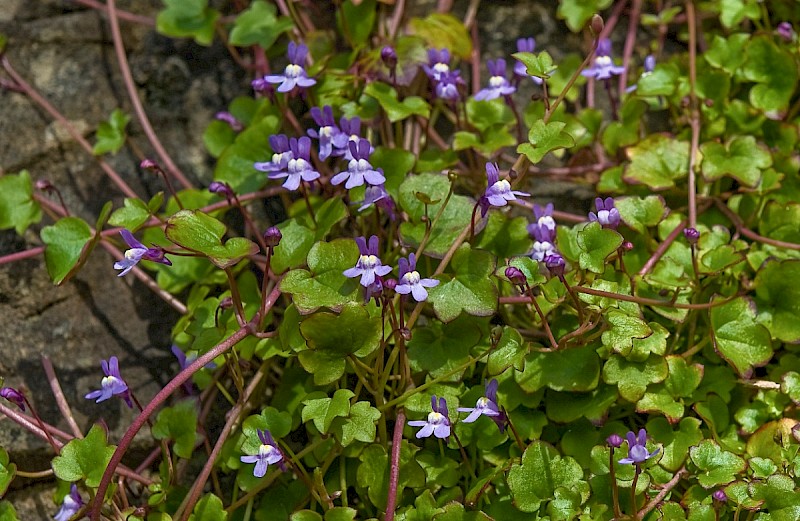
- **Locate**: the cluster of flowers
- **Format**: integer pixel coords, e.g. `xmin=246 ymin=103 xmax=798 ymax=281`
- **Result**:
xmin=343 ymin=235 xmax=439 ymax=302
xmin=409 ymin=380 xmax=506 ymax=439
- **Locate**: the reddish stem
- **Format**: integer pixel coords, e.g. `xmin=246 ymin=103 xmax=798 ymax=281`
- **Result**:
xmin=384 ymin=411 xmax=406 ymax=521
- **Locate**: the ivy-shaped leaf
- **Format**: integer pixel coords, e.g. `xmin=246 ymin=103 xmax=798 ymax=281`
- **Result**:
xmin=0 ymin=448 xmax=15 ymax=497
xmin=108 ymin=198 xmax=151 ymax=231
xmin=557 ymin=0 xmax=614 ymax=32
xmin=427 ymin=244 xmax=497 ymax=323
xmin=41 ymin=217 xmax=93 ymax=285
xmin=152 ymin=399 xmax=201 ymax=459
xmin=512 ymin=51 xmax=557 ymax=80
xmin=333 ymin=401 xmax=381 ymax=447
xmin=615 ymin=195 xmax=668 ymax=234
xmin=576 ymin=221 xmax=624 ymax=274
xmin=602 ymin=355 xmax=668 ymax=402
xmin=517 ymin=120 xmax=575 ymax=164
xmin=156 ymin=0 xmax=221 ymax=46
xmin=742 ymin=36 xmax=798 ymax=113
xmin=51 ymin=425 xmax=116 ymax=488
xmin=188 ymin=493 xmax=227 ymax=521
xmin=623 ymin=134 xmax=689 ymax=190
xmin=166 ymin=210 xmax=259 ymax=269
xmin=689 ymin=440 xmax=746 ymax=488
xmin=92 ymin=108 xmax=130 ymax=156
xmin=710 ymin=297 xmax=773 ymax=378
xmin=228 ymin=1 xmax=293 ymax=50
xmin=508 ymin=441 xmax=589 ymax=512
xmin=700 ymin=136 xmax=772 ymax=187
xmin=302 ymin=389 xmax=354 ymax=433
xmin=0 ymin=170 xmax=42 ymax=234
xmin=364 ymin=82 xmax=430 ymax=122
xmin=754 ymin=260 xmax=800 ymax=343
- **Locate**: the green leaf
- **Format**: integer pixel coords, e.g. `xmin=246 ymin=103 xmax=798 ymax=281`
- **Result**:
xmin=474 ymin=213 xmax=532 ymax=258
xmin=719 ymin=0 xmax=760 ymax=29
xmin=488 ymin=326 xmax=526 ymax=374
xmin=156 ymin=0 xmax=220 ymax=46
xmin=270 ymin=220 xmax=315 ymax=274
xmin=408 ymin=314 xmax=486 ymax=380
xmin=517 ymin=344 xmax=600 ymax=393
xmin=615 ymin=195 xmax=668 ymax=234
xmin=750 ymin=475 xmax=800 ymax=519
xmin=279 ymin=239 xmax=361 ymax=313
xmin=517 ymin=120 xmax=575 ymax=164
xmin=704 ymin=34 xmax=749 ymax=74
xmin=545 ymin=386 xmax=618 ymax=423
xmin=637 ymin=386 xmax=685 ymax=422
xmin=409 ymin=13 xmax=471 ymax=59
xmin=710 ymin=297 xmax=773 ymax=378
xmin=302 ymin=389 xmax=354 ymax=433
xmin=203 ymin=120 xmax=236 ymax=157
xmin=557 ymin=0 xmax=613 ymax=31
xmin=465 ymin=98 xmax=514 ymax=133
xmin=228 ymin=1 xmax=293 ymax=50
xmin=338 ymin=0 xmax=376 ymax=46
xmin=508 ymin=441 xmax=588 ymax=512
xmin=754 ymin=260 xmax=800 ymax=343
xmin=92 ymin=109 xmax=130 ymax=155
xmin=689 ymin=440 xmax=746 ymax=488
xmin=334 ymin=401 xmax=381 ymax=447
xmin=664 ymin=356 xmax=704 ymax=398
xmin=152 ymin=400 xmax=201 ymax=459
xmin=433 ymin=503 xmax=493 ymax=521
xmin=602 ymin=355 xmax=668 ymax=402
xmin=512 ymin=51 xmax=557 ymax=79
xmin=623 ymin=134 xmax=690 ymax=190
xmin=291 ymin=512 xmax=322 ymax=521
xmin=427 ymin=244 xmax=497 ymax=323
xmin=0 ymin=501 xmax=18 ymax=521
xmin=165 ymin=210 xmax=259 ymax=269
xmin=577 ymin=221 xmax=624 ymax=274
xmin=0 ymin=448 xmax=15 ymax=497
xmin=40 ymin=217 xmax=93 ymax=285
xmin=52 ymin=425 xmax=116 ymax=488
xmin=370 ymin=147 xmax=416 ymax=196
xmin=758 ymin=202 xmax=800 ymax=244
xmin=325 ymin=508 xmax=358 ymax=521
xmin=188 ymin=493 xmax=227 ymax=521
xmin=357 ymin=443 xmax=425 ymax=510
xmin=298 ymin=302 xmax=382 ymax=384
xmin=700 ymin=136 xmax=772 ymax=187
xmin=647 ymin=417 xmax=704 ymax=472
xmin=742 ymin=36 xmax=798 ymax=114
xmin=364 ymin=82 xmax=430 ymax=122
xmin=108 ymin=198 xmax=151 ymax=231
xmin=637 ymin=63 xmax=680 ymax=96
xmin=0 ymin=171 xmax=42 ymax=234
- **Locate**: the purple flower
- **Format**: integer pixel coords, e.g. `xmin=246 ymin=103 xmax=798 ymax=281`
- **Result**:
xmin=254 ymin=134 xmax=293 ymax=173
xmin=381 ymin=46 xmax=398 ymax=69
xmin=332 ymin=116 xmax=367 ymax=160
xmin=582 ymin=38 xmax=626 ymax=80
xmin=474 ymin=59 xmax=516 ymax=101
xmin=588 ymin=197 xmax=621 ymax=229
xmin=777 ymin=22 xmax=794 ymax=42
xmin=307 ymin=106 xmax=341 ymax=160
xmin=527 ymin=203 xmax=557 ymax=260
xmin=240 ymin=429 xmax=283 ymax=478
xmin=434 ymin=70 xmax=464 ymax=101
xmin=209 ymin=181 xmax=235 ymax=199
xmin=394 ymin=253 xmax=439 ymax=302
xmin=259 ymin=42 xmax=316 ymax=93
xmin=268 ymin=137 xmax=321 ymax=191
xmin=712 ymin=489 xmax=728 ymax=502
xmin=172 ymin=345 xmax=216 ymax=394
xmin=457 ymin=379 xmax=505 ymax=432
xmin=423 ymin=48 xmax=452 ymax=82
xmin=478 ymin=162 xmax=529 ymax=217
xmin=626 ymin=55 xmax=656 ymax=93
xmin=343 ymin=235 xmax=392 ymax=287
xmin=85 ymin=356 xmax=132 ymax=408
xmin=619 ymin=429 xmax=659 ymax=465
xmin=409 ymin=396 xmax=451 ymax=439
xmin=54 ymin=484 xmax=84 ymax=521
xmin=545 ymin=252 xmax=566 ymax=277
xmin=358 ymin=184 xmax=397 ymax=220
xmin=607 ymin=433 xmax=624 ymax=448
xmin=513 ymin=38 xmax=544 ymax=85
xmin=0 ymin=387 xmax=25 ymax=411
xmin=114 ymin=230 xmax=172 ymax=277
xmin=684 ymin=227 xmax=699 ymax=244
xmin=331 ymin=139 xmax=386 ymax=189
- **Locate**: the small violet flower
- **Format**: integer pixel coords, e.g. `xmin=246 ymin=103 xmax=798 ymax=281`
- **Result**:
xmin=307 ymin=106 xmax=342 ymax=160
xmin=626 ymin=55 xmax=656 ymax=93
xmin=588 ymin=197 xmax=621 ymax=229
xmin=409 ymin=395 xmax=451 ymax=439
xmin=254 ymin=134 xmax=293 ymax=173
xmin=619 ymin=429 xmax=660 ymax=465
xmin=85 ymin=356 xmax=132 ymax=408
xmin=240 ymin=429 xmax=284 ymax=478
xmin=513 ymin=37 xmax=544 ymax=85
xmin=381 ymin=46 xmax=398 ymax=70
xmin=777 ymin=22 xmax=794 ymax=42
xmin=268 ymin=137 xmax=321 ymax=191
xmin=545 ymin=252 xmax=566 ymax=277
xmin=394 ymin=253 xmax=439 ymax=302
xmin=114 ymin=230 xmax=171 ymax=277
xmin=54 ymin=484 xmax=84 ymax=521
xmin=258 ymin=42 xmax=316 ymax=93
xmin=172 ymin=345 xmax=216 ymax=394
xmin=458 ymin=379 xmax=505 ymax=432
xmin=332 ymin=116 xmax=367 ymax=160
xmin=0 ymin=387 xmax=25 ymax=411
xmin=358 ymin=184 xmax=397 ymax=220
xmin=214 ymin=111 xmax=243 ymax=132
xmin=331 ymin=139 xmax=386 ymax=189
xmin=479 ymin=162 xmax=529 ymax=217
xmin=527 ymin=203 xmax=558 ymax=261
xmin=435 ymin=70 xmax=464 ymax=101
xmin=343 ymin=235 xmax=392 ymax=287
xmin=423 ymin=48 xmax=452 ymax=82
xmin=474 ymin=59 xmax=516 ymax=101
xmin=582 ymin=38 xmax=626 ymax=80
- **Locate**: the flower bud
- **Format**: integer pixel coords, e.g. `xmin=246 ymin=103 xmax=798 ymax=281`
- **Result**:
xmin=622 ymin=241 xmax=634 ymax=251
xmin=545 ymin=254 xmax=566 ymax=277
xmin=209 ymin=181 xmax=234 ymax=198
xmin=777 ymin=22 xmax=794 ymax=42
xmin=219 ymin=297 xmax=234 ymax=310
xmin=607 ymin=433 xmax=623 ymax=448
xmin=590 ymin=14 xmax=604 ymax=35
xmin=505 ymin=266 xmax=527 ymax=286
xmin=400 ymin=328 xmax=412 ymax=341
xmin=263 ymin=226 xmax=282 ymax=248
xmin=383 ymin=278 xmax=397 ymax=291
xmin=215 ymin=111 xmax=243 ymax=132
xmin=35 ymin=179 xmax=54 ymax=191
xmin=140 ymin=158 xmax=159 ymax=170
xmin=712 ymin=490 xmax=727 ymax=502
xmin=381 ymin=46 xmax=397 ymax=69
xmin=683 ymin=227 xmax=699 ymax=244
xmin=0 ymin=387 xmax=25 ymax=411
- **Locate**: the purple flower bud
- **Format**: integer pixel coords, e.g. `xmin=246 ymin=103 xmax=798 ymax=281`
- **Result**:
xmin=381 ymin=46 xmax=397 ymax=69
xmin=684 ymin=227 xmax=699 ymax=244
xmin=383 ymin=278 xmax=397 ymax=291
xmin=219 ymin=297 xmax=234 ymax=309
xmin=505 ymin=266 xmax=527 ymax=286
xmin=777 ymin=22 xmax=794 ymax=41
xmin=35 ymin=179 xmax=54 ymax=191
xmin=214 ymin=111 xmax=243 ymax=131
xmin=263 ymin=226 xmax=282 ymax=248
xmin=607 ymin=433 xmax=623 ymax=448
xmin=0 ymin=387 xmax=25 ymax=411
xmin=591 ymin=14 xmax=604 ymax=35
xmin=622 ymin=241 xmax=634 ymax=251
xmin=140 ymin=159 xmax=159 ymax=170
xmin=545 ymin=253 xmax=565 ymax=277
xmin=712 ymin=489 xmax=727 ymax=502
xmin=209 ymin=181 xmax=234 ymax=198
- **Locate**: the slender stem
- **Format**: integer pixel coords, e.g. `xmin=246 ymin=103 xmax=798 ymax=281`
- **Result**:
xmin=630 ymin=466 xmax=641 ymax=519
xmin=503 ymin=408 xmax=526 ymax=453
xmin=106 ymin=0 xmax=194 ymax=189
xmin=499 ymin=288 xmax=736 ymax=310
xmin=1 ymin=57 xmax=139 ymax=199
xmin=69 ymin=0 xmax=155 ymax=25
xmin=384 ymin=410 xmax=405 ymax=521
xmin=619 ymin=0 xmax=644 ymax=95
xmin=525 ymin=285 xmax=558 ymax=350
xmin=637 ymin=220 xmax=688 ymax=277
xmin=685 ymin=0 xmax=699 ymax=229
xmin=714 ymin=199 xmax=800 ymax=251
xmin=15 ymin=468 xmax=54 ymax=479
xmin=609 ymin=447 xmax=622 ymax=518
xmin=451 ymin=431 xmax=476 ymax=478
xmin=637 ymin=467 xmax=687 ymax=518
xmin=41 ymin=355 xmax=83 ymax=439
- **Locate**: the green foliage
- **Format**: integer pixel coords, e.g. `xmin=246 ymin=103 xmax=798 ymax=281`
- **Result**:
xmin=156 ymin=0 xmax=219 ymax=45
xmin=40 ymin=216 xmax=94 ymax=285
xmin=409 ymin=13 xmax=471 ymax=59
xmin=92 ymin=109 xmax=130 ymax=156
xmin=51 ymin=425 xmax=116 ymax=488
xmin=427 ymin=245 xmax=497 ymax=323
xmin=0 ymin=171 xmax=42 ymax=234
xmin=165 ymin=210 xmax=259 ymax=269
xmin=0 ymin=448 xmax=15 ymax=497
xmin=152 ymin=399 xmax=201 ymax=459
xmin=228 ymin=1 xmax=293 ymax=50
